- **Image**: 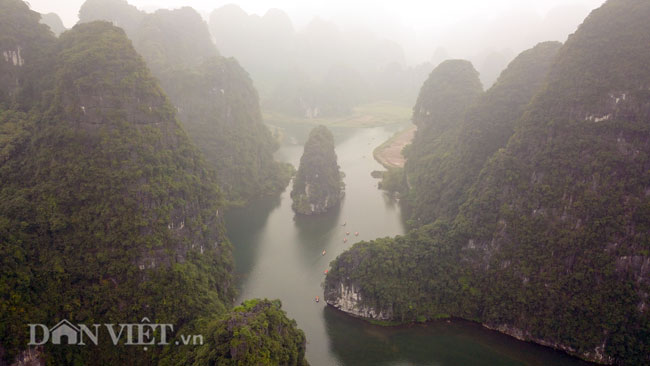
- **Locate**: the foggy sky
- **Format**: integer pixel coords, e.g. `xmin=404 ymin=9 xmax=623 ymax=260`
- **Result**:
xmin=28 ymin=0 xmax=606 ymax=66
xmin=29 ymin=0 xmax=604 ymax=28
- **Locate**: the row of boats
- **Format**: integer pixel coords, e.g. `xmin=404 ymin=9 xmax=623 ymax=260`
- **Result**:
xmin=317 ymin=223 xmax=359 ymax=303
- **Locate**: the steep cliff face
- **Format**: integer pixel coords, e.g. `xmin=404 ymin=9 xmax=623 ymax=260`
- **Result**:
xmin=455 ymin=0 xmax=650 ymax=361
xmin=131 ymin=6 xmax=218 ymax=75
xmin=1 ymin=4 xmax=308 ymax=365
xmin=404 ymin=42 xmax=562 ymax=224
xmin=0 ymin=0 xmax=55 ymax=108
xmin=78 ymin=0 xmax=293 ymax=203
xmin=159 ymin=56 xmax=293 ymax=202
xmin=0 ymin=20 xmax=232 ymax=364
xmin=291 ymin=125 xmax=344 ymax=215
xmin=325 ymin=0 xmax=650 ymax=364
xmin=403 ymin=60 xmax=483 ymax=224
xmin=325 ymin=282 xmax=393 ymax=320
xmin=409 ymin=60 xmax=483 ymax=136
xmin=78 ymin=0 xmax=144 ymax=35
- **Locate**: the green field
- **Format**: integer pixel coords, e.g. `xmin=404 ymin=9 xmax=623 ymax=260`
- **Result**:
xmin=263 ymin=101 xmax=412 ymax=128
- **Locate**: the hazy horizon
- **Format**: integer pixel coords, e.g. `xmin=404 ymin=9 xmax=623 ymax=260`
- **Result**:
xmin=29 ymin=0 xmax=606 ymax=67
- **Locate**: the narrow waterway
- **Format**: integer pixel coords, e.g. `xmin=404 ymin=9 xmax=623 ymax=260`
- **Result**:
xmin=225 ymin=125 xmax=593 ymax=366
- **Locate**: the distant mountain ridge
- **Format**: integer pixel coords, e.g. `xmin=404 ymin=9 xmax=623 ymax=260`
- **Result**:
xmin=209 ymin=4 xmax=431 ymax=117
xmin=78 ymin=0 xmax=293 ymax=204
xmin=39 ymin=12 xmax=66 ymax=36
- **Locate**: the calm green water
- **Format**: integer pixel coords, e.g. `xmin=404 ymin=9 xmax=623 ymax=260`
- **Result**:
xmin=224 ymin=126 xmax=593 ymax=366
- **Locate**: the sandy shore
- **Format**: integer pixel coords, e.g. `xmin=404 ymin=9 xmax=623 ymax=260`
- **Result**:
xmin=373 ymin=125 xmax=416 ymax=169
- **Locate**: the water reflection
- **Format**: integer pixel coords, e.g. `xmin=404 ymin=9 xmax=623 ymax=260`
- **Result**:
xmin=225 ymin=125 xmax=593 ymax=366
xmin=225 ymin=194 xmax=282 ymax=285
xmin=294 ymin=202 xmax=343 ymax=271
xmin=324 ymin=307 xmax=595 ymax=366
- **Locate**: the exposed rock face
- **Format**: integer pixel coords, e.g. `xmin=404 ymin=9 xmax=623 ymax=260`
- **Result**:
xmin=324 ymin=1 xmax=650 ymax=364
xmin=482 ymin=323 xmax=613 ymax=365
xmin=0 ymin=0 xmax=55 ymax=107
xmin=291 ymin=125 xmax=344 ymax=215
xmin=325 ymin=282 xmax=392 ymax=320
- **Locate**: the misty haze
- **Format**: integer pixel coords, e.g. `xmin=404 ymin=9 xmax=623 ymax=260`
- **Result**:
xmin=0 ymin=0 xmax=648 ymax=365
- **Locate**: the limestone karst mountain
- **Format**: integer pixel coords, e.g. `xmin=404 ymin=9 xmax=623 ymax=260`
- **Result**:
xmin=325 ymin=0 xmax=650 ymax=364
xmin=291 ymin=125 xmax=344 ymax=215
xmin=39 ymin=12 xmax=66 ymax=36
xmin=0 ymin=2 xmax=307 ymax=364
xmin=404 ymin=42 xmax=562 ymax=225
xmin=78 ymin=0 xmax=293 ymax=204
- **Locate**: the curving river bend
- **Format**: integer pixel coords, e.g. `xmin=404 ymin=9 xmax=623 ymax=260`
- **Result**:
xmin=224 ymin=125 xmax=593 ymax=366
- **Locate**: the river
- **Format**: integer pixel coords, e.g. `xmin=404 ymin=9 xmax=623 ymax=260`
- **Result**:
xmin=224 ymin=125 xmax=593 ymax=366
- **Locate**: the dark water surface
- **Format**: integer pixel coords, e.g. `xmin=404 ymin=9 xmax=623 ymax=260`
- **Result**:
xmin=224 ymin=126 xmax=593 ymax=366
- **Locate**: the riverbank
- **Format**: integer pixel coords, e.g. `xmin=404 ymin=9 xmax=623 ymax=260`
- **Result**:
xmin=225 ymin=126 xmax=596 ymax=366
xmin=326 ymin=303 xmax=600 ymax=365
xmin=373 ymin=124 xmax=416 ymax=169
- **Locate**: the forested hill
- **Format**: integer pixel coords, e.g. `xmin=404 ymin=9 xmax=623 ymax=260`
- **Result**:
xmin=0 ymin=17 xmax=230 ymax=364
xmin=78 ymin=0 xmax=293 ymax=204
xmin=185 ymin=299 xmax=309 ymax=366
xmin=404 ymin=42 xmax=562 ymax=225
xmin=0 ymin=1 xmax=307 ymax=364
xmin=410 ymin=60 xmax=483 ymax=138
xmin=402 ymin=60 xmax=482 ymax=223
xmin=291 ymin=125 xmax=344 ymax=215
xmin=0 ymin=0 xmax=55 ymax=109
xmin=325 ymin=0 xmax=649 ymax=364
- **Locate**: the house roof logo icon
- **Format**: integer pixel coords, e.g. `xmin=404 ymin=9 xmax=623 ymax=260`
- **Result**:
xmin=50 ymin=319 xmax=80 ymax=345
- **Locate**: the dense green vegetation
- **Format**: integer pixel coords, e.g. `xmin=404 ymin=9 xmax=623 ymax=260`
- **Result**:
xmin=377 ymin=167 xmax=406 ymax=193
xmin=403 ymin=42 xmax=562 ymax=225
xmin=159 ymin=57 xmax=294 ymax=202
xmin=292 ymin=125 xmax=344 ymax=215
xmin=0 ymin=19 xmax=230 ymax=364
xmin=401 ymin=59 xmax=483 ymax=224
xmin=326 ymin=0 xmax=650 ymax=364
xmin=0 ymin=2 xmax=307 ymax=364
xmin=181 ymin=299 xmax=309 ymax=366
xmin=78 ymin=0 xmax=293 ymax=204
